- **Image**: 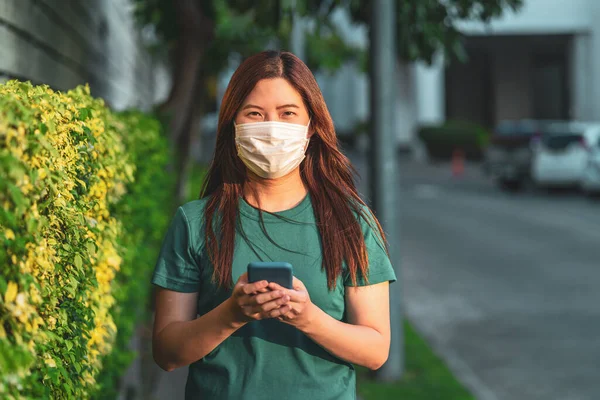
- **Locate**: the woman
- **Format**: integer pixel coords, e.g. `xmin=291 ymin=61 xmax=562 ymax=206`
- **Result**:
xmin=152 ymin=50 xmax=396 ymax=399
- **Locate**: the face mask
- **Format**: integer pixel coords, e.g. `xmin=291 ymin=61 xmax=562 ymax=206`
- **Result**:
xmin=234 ymin=120 xmax=311 ymax=179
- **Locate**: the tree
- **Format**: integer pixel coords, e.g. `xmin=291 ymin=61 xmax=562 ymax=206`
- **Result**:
xmin=134 ymin=0 xmax=522 ymax=201
xmin=348 ymin=0 xmax=524 ymax=65
xmin=134 ymin=0 xmax=357 ymax=201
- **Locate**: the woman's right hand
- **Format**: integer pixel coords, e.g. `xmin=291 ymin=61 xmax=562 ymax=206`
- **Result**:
xmin=229 ymin=273 xmax=291 ymax=323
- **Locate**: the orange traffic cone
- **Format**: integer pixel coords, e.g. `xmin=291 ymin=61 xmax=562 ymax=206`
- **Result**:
xmin=452 ymin=149 xmax=465 ymax=178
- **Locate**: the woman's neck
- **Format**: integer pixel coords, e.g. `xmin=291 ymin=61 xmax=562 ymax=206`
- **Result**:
xmin=243 ymin=169 xmax=308 ymax=213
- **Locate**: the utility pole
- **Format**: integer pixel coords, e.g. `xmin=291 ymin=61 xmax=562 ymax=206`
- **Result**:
xmin=290 ymin=0 xmax=306 ymax=61
xmin=369 ymin=0 xmax=403 ymax=380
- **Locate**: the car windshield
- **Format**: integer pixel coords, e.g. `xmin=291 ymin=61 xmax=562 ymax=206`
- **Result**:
xmin=539 ymin=124 xmax=584 ymax=148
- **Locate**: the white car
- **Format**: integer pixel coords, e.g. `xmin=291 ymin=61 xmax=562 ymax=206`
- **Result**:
xmin=581 ymin=135 xmax=600 ymax=194
xmin=531 ymin=122 xmax=600 ymax=187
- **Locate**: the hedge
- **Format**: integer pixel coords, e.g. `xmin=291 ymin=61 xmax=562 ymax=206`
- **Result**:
xmin=417 ymin=120 xmax=490 ymax=161
xmin=0 ymin=81 xmax=174 ymax=399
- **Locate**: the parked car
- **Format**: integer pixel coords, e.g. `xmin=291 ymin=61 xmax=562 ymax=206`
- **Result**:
xmin=581 ymin=135 xmax=600 ymax=195
xmin=531 ymin=122 xmax=600 ymax=188
xmin=483 ymin=120 xmax=542 ymax=191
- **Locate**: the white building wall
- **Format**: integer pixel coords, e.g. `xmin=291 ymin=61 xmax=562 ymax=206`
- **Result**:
xmin=569 ymin=34 xmax=592 ymax=120
xmin=395 ymin=62 xmax=417 ymax=146
xmin=587 ymin=1 xmax=600 ymax=121
xmin=414 ymin=58 xmax=445 ymax=125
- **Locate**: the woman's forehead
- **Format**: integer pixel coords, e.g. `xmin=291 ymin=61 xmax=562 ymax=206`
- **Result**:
xmin=242 ymin=78 xmax=305 ymax=109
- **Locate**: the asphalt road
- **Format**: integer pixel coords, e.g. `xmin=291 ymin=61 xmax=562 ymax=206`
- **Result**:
xmin=384 ymin=157 xmax=600 ymax=400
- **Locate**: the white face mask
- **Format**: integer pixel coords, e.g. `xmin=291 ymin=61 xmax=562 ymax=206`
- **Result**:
xmin=234 ymin=120 xmax=311 ymax=179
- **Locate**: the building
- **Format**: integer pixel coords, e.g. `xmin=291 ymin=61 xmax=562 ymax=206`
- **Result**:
xmin=304 ymin=0 xmax=600 ymax=149
xmin=0 ymin=0 xmax=167 ymax=110
xmin=447 ymin=0 xmax=599 ymax=128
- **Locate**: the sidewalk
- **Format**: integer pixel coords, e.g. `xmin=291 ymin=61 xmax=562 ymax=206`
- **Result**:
xmin=118 ymin=322 xmax=187 ymax=400
xmin=151 ymin=364 xmax=188 ymax=400
xmin=347 ymin=149 xmax=490 ymax=201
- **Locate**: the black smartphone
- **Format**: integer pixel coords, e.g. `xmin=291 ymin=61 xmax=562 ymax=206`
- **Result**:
xmin=247 ymin=262 xmax=293 ymax=289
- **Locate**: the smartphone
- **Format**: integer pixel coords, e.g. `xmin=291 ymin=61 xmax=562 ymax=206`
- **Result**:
xmin=247 ymin=262 xmax=293 ymax=289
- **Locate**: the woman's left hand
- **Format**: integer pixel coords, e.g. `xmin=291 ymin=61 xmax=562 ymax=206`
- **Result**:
xmin=268 ymin=277 xmax=316 ymax=330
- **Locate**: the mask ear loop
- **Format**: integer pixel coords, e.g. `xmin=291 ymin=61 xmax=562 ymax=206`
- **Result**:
xmin=300 ymin=119 xmax=312 ymax=176
xmin=303 ymin=118 xmax=312 ymax=152
xmin=306 ymin=117 xmax=313 ymax=138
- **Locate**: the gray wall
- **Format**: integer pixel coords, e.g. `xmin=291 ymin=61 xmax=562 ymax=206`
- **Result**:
xmin=0 ymin=0 xmax=161 ymax=110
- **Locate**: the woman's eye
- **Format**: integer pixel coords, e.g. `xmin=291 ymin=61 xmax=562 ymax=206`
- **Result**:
xmin=283 ymin=111 xmax=296 ymax=117
xmin=247 ymin=111 xmax=262 ymax=117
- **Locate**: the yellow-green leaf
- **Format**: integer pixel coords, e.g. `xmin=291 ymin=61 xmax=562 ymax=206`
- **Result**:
xmin=74 ymin=254 xmax=83 ymax=269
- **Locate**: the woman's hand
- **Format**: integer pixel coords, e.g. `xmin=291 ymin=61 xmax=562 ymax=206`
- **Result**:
xmin=268 ymin=277 xmax=316 ymax=330
xmin=229 ymin=273 xmax=291 ymax=324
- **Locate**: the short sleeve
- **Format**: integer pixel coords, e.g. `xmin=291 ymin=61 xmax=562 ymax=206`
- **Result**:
xmin=344 ymin=207 xmax=397 ymax=287
xmin=152 ymin=207 xmax=202 ymax=292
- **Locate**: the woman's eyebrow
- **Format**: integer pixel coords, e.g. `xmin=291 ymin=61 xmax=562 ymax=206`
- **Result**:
xmin=276 ymin=104 xmax=300 ymax=109
xmin=242 ymin=104 xmax=264 ymax=110
xmin=241 ymin=103 xmax=299 ymax=110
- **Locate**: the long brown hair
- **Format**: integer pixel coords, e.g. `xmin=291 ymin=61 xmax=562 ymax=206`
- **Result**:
xmin=200 ymin=50 xmax=387 ymax=290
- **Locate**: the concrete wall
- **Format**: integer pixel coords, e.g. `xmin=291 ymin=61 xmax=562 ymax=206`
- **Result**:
xmin=0 ymin=0 xmax=164 ymax=110
xmin=414 ymin=59 xmax=445 ymax=126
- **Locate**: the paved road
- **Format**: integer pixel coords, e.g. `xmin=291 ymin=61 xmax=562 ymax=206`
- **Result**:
xmin=148 ymin=153 xmax=600 ymax=400
xmin=384 ymin=156 xmax=600 ymax=400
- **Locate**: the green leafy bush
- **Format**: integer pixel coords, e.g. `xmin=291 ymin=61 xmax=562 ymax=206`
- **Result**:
xmin=0 ymin=80 xmax=174 ymax=399
xmin=94 ymin=110 xmax=175 ymax=399
xmin=417 ymin=120 xmax=490 ymax=160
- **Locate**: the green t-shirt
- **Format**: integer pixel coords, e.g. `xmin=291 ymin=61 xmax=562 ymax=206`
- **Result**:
xmin=152 ymin=194 xmax=396 ymax=400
